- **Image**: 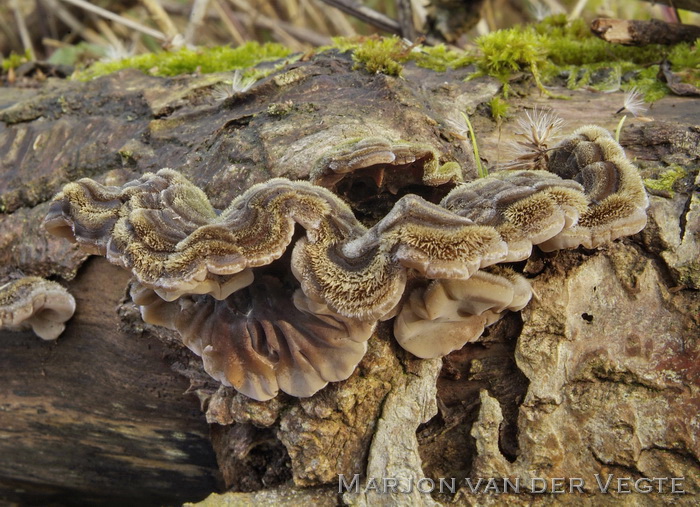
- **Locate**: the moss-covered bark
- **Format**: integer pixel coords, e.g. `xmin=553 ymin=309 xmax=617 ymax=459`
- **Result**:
xmin=0 ymin=48 xmax=698 ymax=505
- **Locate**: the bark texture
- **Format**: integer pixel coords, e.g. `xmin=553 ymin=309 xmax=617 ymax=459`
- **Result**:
xmin=0 ymin=51 xmax=698 ymax=505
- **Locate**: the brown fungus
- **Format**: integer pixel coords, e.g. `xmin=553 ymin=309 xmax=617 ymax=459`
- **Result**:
xmin=0 ymin=277 xmax=76 ymax=340
xmin=394 ymin=268 xmax=531 ymax=359
xmin=45 ymin=169 xmax=508 ymax=400
xmin=310 ymin=137 xmax=462 ymax=222
xmin=131 ymin=277 xmax=373 ymax=401
xmin=311 ymin=137 xmax=461 ymax=191
xmin=46 ymin=170 xmax=510 ymax=322
xmin=291 ymin=193 xmax=508 ymax=321
xmin=441 ymin=170 xmax=589 ymax=262
xmin=43 ymin=126 xmax=648 ymax=400
xmin=538 ymin=126 xmax=649 ymax=250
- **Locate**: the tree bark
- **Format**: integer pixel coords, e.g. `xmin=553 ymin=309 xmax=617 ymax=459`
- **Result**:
xmin=1 ymin=52 xmax=698 ymax=504
xmin=591 ymin=18 xmax=700 ymax=46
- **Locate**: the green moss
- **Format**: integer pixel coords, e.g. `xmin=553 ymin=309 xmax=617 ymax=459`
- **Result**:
xmin=472 ymin=26 xmax=549 ymax=96
xmin=331 ymin=20 xmax=684 ymax=101
xmin=625 ymin=66 xmax=670 ymax=102
xmin=1 ymin=50 xmax=31 ymax=71
xmin=561 ymin=62 xmax=628 ymax=92
xmin=331 ymin=36 xmax=470 ymax=75
xmin=346 ymin=36 xmax=407 ymax=76
xmin=466 ymin=15 xmax=695 ymax=102
xmin=643 ymin=165 xmax=687 ymax=196
xmin=412 ymin=44 xmax=470 ymax=72
xmin=267 ymin=100 xmax=294 ymax=116
xmin=73 ymin=42 xmax=291 ymax=80
xmin=667 ymin=38 xmax=700 ymax=90
xmin=488 ymin=96 xmax=509 ymax=122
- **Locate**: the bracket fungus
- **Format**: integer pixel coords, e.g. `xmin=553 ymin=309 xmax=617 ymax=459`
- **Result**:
xmin=0 ymin=277 xmax=76 ymax=340
xmin=310 ymin=137 xmax=463 ymax=222
xmin=311 ymin=137 xmax=462 ymax=191
xmin=130 ymin=277 xmax=373 ymax=401
xmin=44 ymin=125 xmax=648 ymax=401
xmin=395 ymin=268 xmax=532 ymax=359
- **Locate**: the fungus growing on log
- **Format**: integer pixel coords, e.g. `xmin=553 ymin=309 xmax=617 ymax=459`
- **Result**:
xmin=441 ymin=170 xmax=589 ymax=262
xmin=394 ymin=268 xmax=531 ymax=359
xmin=0 ymin=277 xmax=76 ymax=340
xmin=311 ymin=137 xmax=462 ymax=192
xmin=44 ymin=125 xmax=648 ymax=400
xmin=539 ymin=126 xmax=650 ymax=250
xmin=131 ymin=278 xmax=373 ymax=401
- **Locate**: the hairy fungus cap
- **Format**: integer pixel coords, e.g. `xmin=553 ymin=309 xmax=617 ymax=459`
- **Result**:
xmin=291 ymin=193 xmax=511 ymax=321
xmin=43 ymin=123 xmax=648 ymax=398
xmin=0 ymin=277 xmax=76 ymax=340
xmin=442 ymin=171 xmax=588 ymax=261
xmin=45 ymin=170 xmax=363 ymax=301
xmin=394 ymin=268 xmax=532 ymax=359
xmin=539 ymin=126 xmax=649 ymax=251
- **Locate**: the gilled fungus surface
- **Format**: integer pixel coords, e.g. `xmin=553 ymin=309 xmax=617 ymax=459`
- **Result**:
xmin=44 ymin=125 xmax=648 ymax=400
xmin=0 ymin=277 xmax=76 ymax=340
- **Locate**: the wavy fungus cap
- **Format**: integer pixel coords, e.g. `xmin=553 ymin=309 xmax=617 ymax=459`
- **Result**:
xmin=394 ymin=268 xmax=531 ymax=358
xmin=0 ymin=277 xmax=76 ymax=340
xmin=43 ymin=125 xmax=648 ymax=400
xmin=539 ymin=126 xmax=649 ymax=250
xmin=441 ymin=170 xmax=590 ymax=262
xmin=311 ymin=137 xmax=462 ymax=191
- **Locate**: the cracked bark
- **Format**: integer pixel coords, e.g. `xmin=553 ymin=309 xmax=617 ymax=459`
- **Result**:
xmin=0 ymin=51 xmax=698 ymax=505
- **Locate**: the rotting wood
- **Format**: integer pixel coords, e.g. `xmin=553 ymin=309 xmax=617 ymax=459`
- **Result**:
xmin=0 ymin=50 xmax=698 ymax=505
xmin=0 ymin=258 xmax=222 ymax=505
xmin=591 ymin=18 xmax=700 ymax=46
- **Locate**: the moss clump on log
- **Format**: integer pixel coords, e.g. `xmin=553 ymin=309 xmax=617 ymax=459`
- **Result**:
xmin=73 ymin=41 xmax=292 ymax=80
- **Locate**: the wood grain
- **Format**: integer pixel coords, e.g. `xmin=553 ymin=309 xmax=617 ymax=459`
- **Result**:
xmin=0 ymin=258 xmax=221 ymax=505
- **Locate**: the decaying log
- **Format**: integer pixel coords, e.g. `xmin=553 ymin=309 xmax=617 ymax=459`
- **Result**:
xmin=1 ymin=49 xmax=699 ymax=505
xmin=591 ymin=18 xmax=700 ymax=46
xmin=0 ymin=258 xmax=221 ymax=505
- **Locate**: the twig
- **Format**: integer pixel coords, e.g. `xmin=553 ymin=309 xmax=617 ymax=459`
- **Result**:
xmin=227 ymin=0 xmax=301 ymax=48
xmin=395 ymin=0 xmax=417 ymax=40
xmin=317 ymin=0 xmax=401 ymax=34
xmin=11 ymin=0 xmax=35 ymax=59
xmin=302 ymin=0 xmax=334 ymax=35
xmin=141 ymin=0 xmax=180 ymax=38
xmin=227 ymin=0 xmax=323 ymax=48
xmin=246 ymin=0 xmax=334 ymax=46
xmin=94 ymin=19 xmax=124 ymax=49
xmin=482 ymin=0 xmax=497 ymax=32
xmin=213 ymin=0 xmax=248 ymax=46
xmin=43 ymin=0 xmax=104 ymax=46
xmin=639 ymin=0 xmax=700 ymax=15
xmin=316 ymin=0 xmax=356 ymax=37
xmin=185 ymin=0 xmax=212 ymax=44
xmin=568 ymin=0 xmax=589 ymax=19
xmin=161 ymin=0 xmax=331 ymax=46
xmin=55 ymin=0 xmax=167 ymax=40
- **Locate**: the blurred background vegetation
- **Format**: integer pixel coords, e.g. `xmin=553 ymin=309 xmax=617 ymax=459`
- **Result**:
xmin=1 ymin=0 xmax=698 ymax=66
xmin=0 ymin=0 xmax=698 ymax=106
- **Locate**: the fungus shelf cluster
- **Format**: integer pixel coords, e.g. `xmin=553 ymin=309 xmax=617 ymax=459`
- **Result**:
xmin=41 ymin=126 xmax=648 ymax=401
xmin=0 ymin=277 xmax=76 ymax=341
